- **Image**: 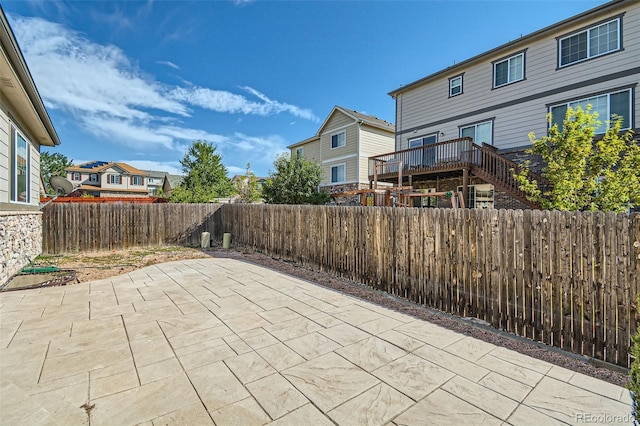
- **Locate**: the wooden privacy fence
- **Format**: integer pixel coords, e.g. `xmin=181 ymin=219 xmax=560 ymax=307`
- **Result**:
xmin=222 ymin=204 xmax=640 ymax=368
xmin=42 ymin=203 xmax=223 ymax=253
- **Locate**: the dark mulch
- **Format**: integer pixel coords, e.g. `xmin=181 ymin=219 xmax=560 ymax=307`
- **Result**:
xmin=207 ymin=248 xmax=629 ymax=388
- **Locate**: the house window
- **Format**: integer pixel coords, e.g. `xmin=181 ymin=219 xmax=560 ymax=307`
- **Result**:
xmin=331 ymin=164 xmax=346 ymax=183
xmin=296 ymin=147 xmax=304 ymax=158
xmin=11 ymin=126 xmax=30 ymax=203
xmin=458 ymin=184 xmax=494 ymax=209
xmin=132 ymin=176 xmax=143 ymax=185
xmin=449 ymin=75 xmax=463 ymax=97
xmin=71 ymin=172 xmax=81 ymax=181
xmin=460 ymin=121 xmax=493 ymax=145
xmin=559 ymin=18 xmax=620 ymax=67
xmin=331 ymin=131 xmax=346 ymax=149
xmin=109 ymin=174 xmax=122 ymax=184
xmin=549 ymin=88 xmax=631 ymax=134
xmin=89 ymin=173 xmax=98 ymax=183
xmin=408 ymin=134 xmax=438 ymax=167
xmin=493 ymin=52 xmax=524 ymax=88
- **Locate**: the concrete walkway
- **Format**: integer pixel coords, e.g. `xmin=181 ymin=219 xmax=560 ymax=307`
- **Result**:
xmin=0 ymin=258 xmax=632 ymax=425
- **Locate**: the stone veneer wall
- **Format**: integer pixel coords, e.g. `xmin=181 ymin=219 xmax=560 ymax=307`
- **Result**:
xmin=0 ymin=212 xmax=42 ymax=287
xmin=322 ymin=183 xmax=370 ymax=205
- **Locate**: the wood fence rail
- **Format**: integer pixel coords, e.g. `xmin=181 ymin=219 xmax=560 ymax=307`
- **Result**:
xmin=42 ymin=203 xmax=223 ymax=253
xmin=221 ymin=204 xmax=640 ymax=368
xmin=42 ymin=203 xmax=640 ymax=368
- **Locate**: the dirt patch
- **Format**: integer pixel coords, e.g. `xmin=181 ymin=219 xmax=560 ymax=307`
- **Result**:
xmin=35 ymin=246 xmax=630 ymax=388
xmin=34 ymin=246 xmax=210 ymax=283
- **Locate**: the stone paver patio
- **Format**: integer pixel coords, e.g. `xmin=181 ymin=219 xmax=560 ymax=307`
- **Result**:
xmin=0 ymin=258 xmax=632 ymax=425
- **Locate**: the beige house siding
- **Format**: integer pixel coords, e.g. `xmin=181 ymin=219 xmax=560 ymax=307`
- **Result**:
xmin=394 ymin=1 xmax=640 ymax=151
xmin=0 ymin=103 xmax=9 ymax=203
xmin=320 ymin=123 xmax=359 ymax=160
xmin=289 ymin=106 xmax=395 ymax=188
xmin=322 ymin=156 xmax=359 ymax=186
xmin=359 ymin=124 xmax=396 ymax=183
xmin=290 ymin=138 xmax=321 ymax=163
xmin=0 ymin=95 xmax=42 ymax=209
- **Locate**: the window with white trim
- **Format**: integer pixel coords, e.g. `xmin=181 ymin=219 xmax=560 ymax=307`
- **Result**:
xmin=559 ymin=18 xmax=620 ymax=67
xmin=331 ymin=131 xmax=346 ymax=149
xmin=11 ymin=126 xmax=30 ymax=203
xmin=549 ymin=88 xmax=631 ymax=134
xmin=89 ymin=173 xmax=98 ymax=183
xmin=460 ymin=121 xmax=493 ymax=145
xmin=296 ymin=147 xmax=304 ymax=158
xmin=494 ymin=52 xmax=524 ymax=88
xmin=449 ymin=75 xmax=462 ymax=97
xmin=71 ymin=172 xmax=81 ymax=181
xmin=330 ymin=164 xmax=346 ymax=183
xmin=132 ymin=176 xmax=143 ymax=185
xmin=109 ymin=174 xmax=122 ymax=184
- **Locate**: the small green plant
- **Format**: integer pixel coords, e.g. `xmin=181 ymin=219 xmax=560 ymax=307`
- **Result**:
xmin=629 ymin=294 xmax=640 ymax=423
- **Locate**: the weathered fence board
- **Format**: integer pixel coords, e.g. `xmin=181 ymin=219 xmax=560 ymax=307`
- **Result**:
xmin=219 ymin=204 xmax=640 ymax=368
xmin=42 ymin=203 xmax=223 ymax=253
xmin=42 ymin=203 xmax=640 ymax=368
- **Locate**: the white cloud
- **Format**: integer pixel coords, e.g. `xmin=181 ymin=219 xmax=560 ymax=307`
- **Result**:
xmin=9 ymin=14 xmax=311 ymax=177
xmin=10 ymin=15 xmax=317 ymax=126
xmin=157 ymin=60 xmax=180 ymax=70
xmin=221 ymin=133 xmax=288 ymax=176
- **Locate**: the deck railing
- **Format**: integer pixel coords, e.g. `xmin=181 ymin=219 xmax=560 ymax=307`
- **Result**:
xmin=369 ymin=138 xmax=550 ymax=208
xmin=369 ymin=137 xmax=476 ymax=179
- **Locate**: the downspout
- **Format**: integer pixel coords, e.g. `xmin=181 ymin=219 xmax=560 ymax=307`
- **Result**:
xmin=357 ymin=120 xmax=363 ymax=187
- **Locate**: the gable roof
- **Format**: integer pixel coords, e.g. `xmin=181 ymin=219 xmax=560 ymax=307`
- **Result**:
xmin=287 ymin=105 xmax=394 ymax=149
xmin=66 ymin=161 xmax=146 ymax=175
xmin=388 ymin=0 xmax=629 ymax=97
xmin=0 ymin=6 xmax=60 ymax=146
xmin=319 ymin=106 xmax=394 ymax=134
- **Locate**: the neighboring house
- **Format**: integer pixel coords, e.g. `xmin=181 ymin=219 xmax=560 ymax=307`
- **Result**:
xmin=65 ymin=161 xmax=149 ymax=198
xmin=288 ymin=106 xmax=395 ymax=193
xmin=145 ymin=170 xmax=168 ymax=196
xmin=376 ymin=0 xmax=639 ymax=209
xmin=161 ymin=174 xmax=184 ymax=198
xmin=0 ymin=7 xmax=61 ymax=285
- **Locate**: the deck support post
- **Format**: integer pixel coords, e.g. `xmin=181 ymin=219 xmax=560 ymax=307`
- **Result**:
xmin=462 ymin=168 xmax=470 ymax=209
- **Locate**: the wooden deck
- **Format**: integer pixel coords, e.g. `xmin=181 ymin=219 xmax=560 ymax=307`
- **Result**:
xmin=368 ymin=137 xmax=548 ymax=209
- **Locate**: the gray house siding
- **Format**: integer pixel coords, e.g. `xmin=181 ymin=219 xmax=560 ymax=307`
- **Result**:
xmin=393 ymin=1 xmax=639 ymax=153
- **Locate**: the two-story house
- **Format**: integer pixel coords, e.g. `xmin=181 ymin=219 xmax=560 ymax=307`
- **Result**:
xmin=288 ymin=106 xmax=395 ymax=193
xmin=65 ymin=161 xmax=150 ymax=197
xmin=1 ymin=7 xmax=62 ymax=285
xmin=373 ymin=0 xmax=639 ymax=209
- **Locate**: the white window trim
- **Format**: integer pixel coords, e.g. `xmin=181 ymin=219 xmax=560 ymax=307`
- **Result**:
xmin=558 ymin=17 xmax=621 ymax=68
xmin=460 ymin=120 xmax=493 ymax=145
xmin=109 ymin=175 xmax=122 ymax=184
xmin=132 ymin=176 xmax=143 ymax=186
xmin=89 ymin=173 xmax=98 ymax=183
xmin=331 ymin=131 xmax=346 ymax=149
xmin=11 ymin=125 xmax=30 ymax=204
xmin=548 ymin=88 xmax=632 ymax=134
xmin=493 ymin=52 xmax=524 ymax=88
xmin=449 ymin=75 xmax=463 ymax=97
xmin=71 ymin=171 xmax=81 ymax=181
xmin=330 ymin=163 xmax=346 ymax=183
xmin=296 ymin=147 xmax=304 ymax=158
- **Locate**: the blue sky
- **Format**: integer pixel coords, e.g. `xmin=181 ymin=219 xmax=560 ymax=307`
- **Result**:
xmin=4 ymin=0 xmax=607 ymax=177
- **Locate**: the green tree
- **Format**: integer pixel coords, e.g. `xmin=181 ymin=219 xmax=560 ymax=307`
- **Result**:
xmin=40 ymin=152 xmax=73 ymax=195
xmin=233 ymin=163 xmax=261 ymax=203
xmin=262 ymin=154 xmax=329 ymax=205
xmin=513 ymin=106 xmax=639 ymax=212
xmin=170 ymin=140 xmax=233 ymax=203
